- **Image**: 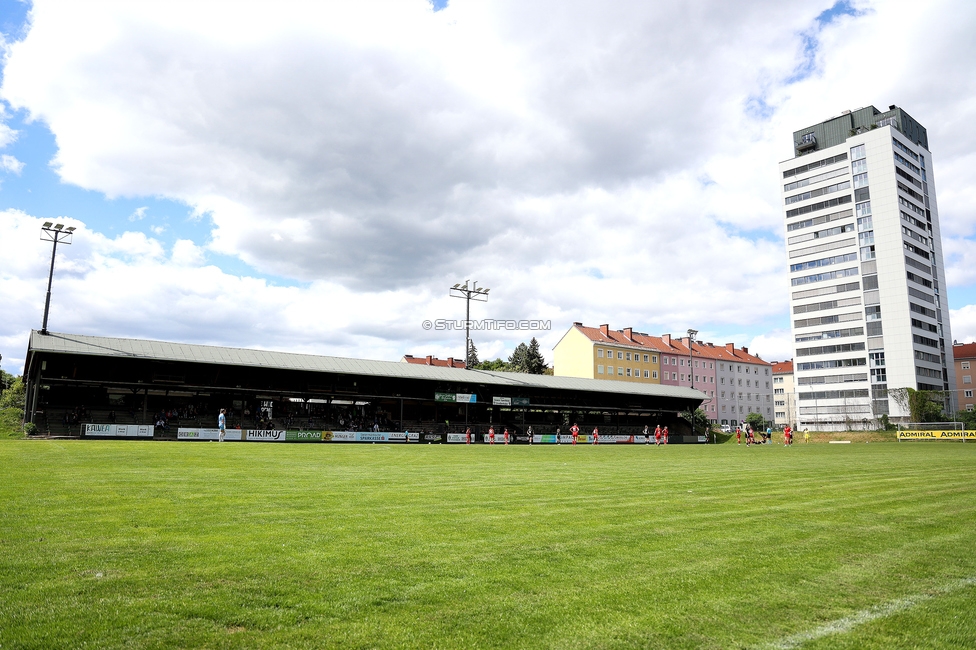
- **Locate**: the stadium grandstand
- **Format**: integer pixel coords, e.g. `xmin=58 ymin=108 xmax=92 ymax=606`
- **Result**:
xmin=23 ymin=331 xmax=706 ymax=442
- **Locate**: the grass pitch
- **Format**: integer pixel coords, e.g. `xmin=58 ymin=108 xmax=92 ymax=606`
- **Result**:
xmin=1 ymin=440 xmax=975 ymax=649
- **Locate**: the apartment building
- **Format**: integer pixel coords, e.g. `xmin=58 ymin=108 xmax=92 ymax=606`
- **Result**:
xmin=772 ymin=360 xmax=796 ymax=428
xmin=954 ymin=342 xmax=976 ymax=413
xmin=781 ymin=105 xmax=955 ymax=430
xmin=553 ymin=323 xmax=769 ymax=424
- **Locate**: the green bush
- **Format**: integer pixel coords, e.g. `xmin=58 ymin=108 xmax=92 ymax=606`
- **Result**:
xmin=23 ymin=421 xmax=37 ymax=436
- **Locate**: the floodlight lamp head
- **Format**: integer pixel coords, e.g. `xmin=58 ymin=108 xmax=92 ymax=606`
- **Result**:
xmin=484 ymin=288 xmax=490 ymax=294
xmin=42 ymin=222 xmax=53 ymax=228
xmin=54 ymin=224 xmax=64 ymax=230
xmin=66 ymin=226 xmax=76 ymax=232
xmin=453 ymin=283 xmax=460 ymax=289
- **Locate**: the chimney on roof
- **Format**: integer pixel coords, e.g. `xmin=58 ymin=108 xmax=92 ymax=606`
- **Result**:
xmin=447 ymin=357 xmax=455 ymax=367
xmin=726 ymin=343 xmax=735 ymax=355
xmin=662 ymin=334 xmax=671 ymax=346
xmin=600 ymin=324 xmax=610 ymax=336
xmin=741 ymin=346 xmax=748 ymax=354
xmin=623 ymin=327 xmax=633 ymax=340
xmin=425 ymin=355 xmax=433 ymax=365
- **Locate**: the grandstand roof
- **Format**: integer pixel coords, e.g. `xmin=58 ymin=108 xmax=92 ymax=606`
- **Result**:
xmin=28 ymin=331 xmax=706 ymax=401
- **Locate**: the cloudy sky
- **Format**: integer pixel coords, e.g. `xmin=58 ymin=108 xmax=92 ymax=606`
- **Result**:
xmin=1 ymin=0 xmax=975 ymax=375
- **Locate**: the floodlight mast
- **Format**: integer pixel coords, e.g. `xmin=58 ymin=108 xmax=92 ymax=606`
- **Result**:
xmin=449 ymin=280 xmax=489 ymax=368
xmin=39 ymin=223 xmax=74 ymax=335
xmin=687 ymin=328 xmax=699 ymax=440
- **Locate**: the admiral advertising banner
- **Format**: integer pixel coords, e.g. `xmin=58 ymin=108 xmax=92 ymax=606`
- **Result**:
xmin=446 ymin=433 xmax=471 ymax=443
xmin=420 ymin=432 xmax=446 ymax=443
xmin=84 ymin=424 xmax=154 ymax=438
xmin=898 ymin=430 xmax=976 ymax=440
xmin=177 ymin=428 xmax=243 ymax=441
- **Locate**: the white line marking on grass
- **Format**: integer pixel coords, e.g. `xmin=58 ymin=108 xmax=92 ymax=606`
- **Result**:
xmin=765 ymin=577 xmax=976 ymax=649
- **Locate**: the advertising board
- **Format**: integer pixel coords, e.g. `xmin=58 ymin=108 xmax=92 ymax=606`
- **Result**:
xmin=243 ymin=430 xmax=286 ymax=442
xmin=446 ymin=433 xmax=469 ymax=443
xmin=435 ymin=392 xmax=456 ymax=402
xmin=577 ymin=434 xmax=640 ymax=444
xmin=898 ymin=430 xmax=976 ymax=440
xmin=456 ymin=393 xmax=477 ymax=403
xmin=285 ymin=430 xmax=323 ymax=442
xmin=177 ymin=428 xmax=243 ymax=441
xmin=328 ymin=431 xmax=420 ymax=442
xmin=492 ymin=396 xmax=512 ymax=406
xmin=84 ymin=424 xmax=154 ymax=438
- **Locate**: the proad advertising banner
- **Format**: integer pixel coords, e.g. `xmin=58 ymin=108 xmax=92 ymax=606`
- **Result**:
xmin=285 ymin=430 xmax=323 ymax=442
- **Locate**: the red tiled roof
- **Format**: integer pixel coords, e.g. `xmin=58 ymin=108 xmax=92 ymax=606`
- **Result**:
xmin=954 ymin=342 xmax=976 ymax=360
xmin=772 ymin=360 xmax=793 ymax=374
xmin=573 ymin=324 xmax=672 ymax=353
xmin=402 ymin=354 xmax=466 ymax=369
xmin=571 ymin=323 xmax=770 ymax=365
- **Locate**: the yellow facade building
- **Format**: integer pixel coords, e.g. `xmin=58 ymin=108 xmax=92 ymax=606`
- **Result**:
xmin=553 ymin=323 xmax=663 ymax=383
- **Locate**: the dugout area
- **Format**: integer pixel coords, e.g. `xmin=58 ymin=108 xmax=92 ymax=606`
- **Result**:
xmin=23 ymin=331 xmax=706 ymax=442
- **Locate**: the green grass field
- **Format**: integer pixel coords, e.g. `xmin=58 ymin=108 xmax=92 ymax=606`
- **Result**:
xmin=1 ymin=440 xmax=975 ymax=649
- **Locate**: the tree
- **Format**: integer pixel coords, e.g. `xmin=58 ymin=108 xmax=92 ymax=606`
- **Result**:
xmin=0 ymin=375 xmax=26 ymax=410
xmin=744 ymin=412 xmax=766 ymax=432
xmin=508 ymin=342 xmax=530 ymax=373
xmin=889 ymin=388 xmax=946 ymax=423
xmin=525 ymin=338 xmax=546 ymax=375
xmin=0 ymin=369 xmax=16 ymax=392
xmin=681 ymin=408 xmax=711 ymax=436
xmin=476 ymin=358 xmax=513 ymax=372
xmin=955 ymin=409 xmax=976 ymax=430
xmin=466 ymin=341 xmax=480 ymax=368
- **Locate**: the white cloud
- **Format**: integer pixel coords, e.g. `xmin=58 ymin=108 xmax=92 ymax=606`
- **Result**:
xmin=748 ymin=329 xmax=794 ymax=364
xmin=128 ymin=206 xmax=148 ymax=221
xmin=0 ymin=154 xmax=24 ymax=174
xmin=170 ymin=239 xmax=204 ymax=266
xmin=1 ymin=0 xmax=976 ymax=373
xmin=0 ymin=103 xmax=17 ymax=149
xmin=950 ymin=305 xmax=976 ymax=344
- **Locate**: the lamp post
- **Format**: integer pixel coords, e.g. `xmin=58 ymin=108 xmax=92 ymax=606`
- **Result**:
xmin=449 ymin=280 xmax=489 ymax=367
xmin=39 ymin=222 xmax=75 ymax=335
xmin=686 ymin=329 xmax=698 ymax=389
